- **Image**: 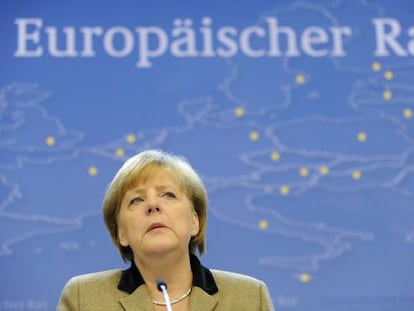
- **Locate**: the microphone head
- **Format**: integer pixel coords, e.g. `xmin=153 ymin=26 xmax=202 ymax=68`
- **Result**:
xmin=156 ymin=278 xmax=167 ymax=292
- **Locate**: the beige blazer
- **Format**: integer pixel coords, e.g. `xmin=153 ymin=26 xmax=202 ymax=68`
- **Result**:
xmin=57 ymin=269 xmax=275 ymax=310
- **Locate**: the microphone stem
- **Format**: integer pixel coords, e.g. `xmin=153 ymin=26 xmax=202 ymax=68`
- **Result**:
xmin=160 ymin=284 xmax=173 ymax=311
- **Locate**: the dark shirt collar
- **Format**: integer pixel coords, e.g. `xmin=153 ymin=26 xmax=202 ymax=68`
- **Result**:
xmin=118 ymin=254 xmax=218 ymax=295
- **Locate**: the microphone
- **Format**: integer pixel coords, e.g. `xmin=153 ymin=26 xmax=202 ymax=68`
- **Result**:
xmin=156 ymin=279 xmax=172 ymax=311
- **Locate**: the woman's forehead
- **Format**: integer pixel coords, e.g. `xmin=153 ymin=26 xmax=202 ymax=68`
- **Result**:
xmin=130 ymin=164 xmax=183 ymax=188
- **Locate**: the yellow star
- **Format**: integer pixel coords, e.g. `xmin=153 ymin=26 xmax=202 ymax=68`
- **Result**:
xmin=300 ymin=273 xmax=311 ymax=283
xmin=115 ymin=148 xmax=125 ymax=157
xmin=319 ymin=166 xmax=329 ymax=175
xmin=357 ymin=132 xmax=367 ymax=142
xmin=299 ymin=167 xmax=309 ymax=177
xmin=271 ymin=152 xmax=280 ymax=161
xmin=125 ymin=134 xmax=136 ymax=144
xmin=88 ymin=166 xmax=98 ymax=176
xmin=384 ymin=70 xmax=394 ymax=80
xmin=280 ymin=185 xmax=289 ymax=195
xmin=235 ymin=107 xmax=245 ymax=117
xmin=296 ymin=74 xmax=305 ymax=84
xmin=249 ymin=131 xmax=259 ymax=141
xmin=371 ymin=62 xmax=381 ymax=72
xmin=352 ymin=170 xmax=362 ymax=180
xmin=403 ymin=108 xmax=412 ymax=119
xmin=383 ymin=90 xmax=392 ymax=101
xmin=45 ymin=136 xmax=55 ymax=146
xmin=259 ymin=220 xmax=268 ymax=230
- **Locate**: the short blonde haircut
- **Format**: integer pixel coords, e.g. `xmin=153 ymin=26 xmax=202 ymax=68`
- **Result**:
xmin=103 ymin=149 xmax=207 ymax=262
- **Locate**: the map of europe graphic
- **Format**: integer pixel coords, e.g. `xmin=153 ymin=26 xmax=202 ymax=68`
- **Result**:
xmin=1 ymin=0 xmax=414 ymax=310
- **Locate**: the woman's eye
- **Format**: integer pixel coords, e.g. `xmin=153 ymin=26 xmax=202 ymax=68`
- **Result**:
xmin=162 ymin=192 xmax=176 ymax=199
xmin=130 ymin=197 xmax=144 ymax=205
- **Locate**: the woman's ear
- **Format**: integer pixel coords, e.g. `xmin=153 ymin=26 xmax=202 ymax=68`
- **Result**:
xmin=191 ymin=211 xmax=200 ymax=237
xmin=118 ymin=226 xmax=129 ymax=247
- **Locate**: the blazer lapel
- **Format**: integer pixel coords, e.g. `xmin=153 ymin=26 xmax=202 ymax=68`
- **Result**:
xmin=189 ymin=287 xmax=218 ymax=311
xmin=119 ymin=286 xmax=153 ymax=311
xmin=119 ymin=285 xmax=218 ymax=311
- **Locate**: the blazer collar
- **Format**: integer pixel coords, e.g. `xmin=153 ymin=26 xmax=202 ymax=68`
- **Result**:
xmin=119 ymin=286 xmax=153 ymax=311
xmin=118 ymin=254 xmax=219 ymax=310
xmin=119 ymin=286 xmax=218 ymax=311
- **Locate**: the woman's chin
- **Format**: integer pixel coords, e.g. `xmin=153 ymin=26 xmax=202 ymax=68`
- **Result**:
xmin=144 ymin=242 xmax=179 ymax=256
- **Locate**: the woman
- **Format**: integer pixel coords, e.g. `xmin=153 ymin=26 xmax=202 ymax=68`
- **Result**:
xmin=57 ymin=149 xmax=275 ymax=310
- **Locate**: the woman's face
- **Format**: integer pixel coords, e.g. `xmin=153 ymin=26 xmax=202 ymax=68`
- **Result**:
xmin=117 ymin=167 xmax=200 ymax=259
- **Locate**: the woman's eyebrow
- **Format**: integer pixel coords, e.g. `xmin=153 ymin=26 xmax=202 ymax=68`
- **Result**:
xmin=124 ymin=188 xmax=144 ymax=198
xmin=155 ymin=184 xmax=177 ymax=191
xmin=126 ymin=184 xmax=178 ymax=195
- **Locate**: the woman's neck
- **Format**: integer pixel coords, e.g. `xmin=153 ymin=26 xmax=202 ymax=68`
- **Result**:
xmin=134 ymin=251 xmax=193 ymax=300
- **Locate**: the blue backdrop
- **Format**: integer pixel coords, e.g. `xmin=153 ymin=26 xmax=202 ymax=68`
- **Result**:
xmin=1 ymin=0 xmax=414 ymax=310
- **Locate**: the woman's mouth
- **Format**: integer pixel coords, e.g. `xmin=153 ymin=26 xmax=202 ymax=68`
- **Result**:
xmin=146 ymin=222 xmax=168 ymax=232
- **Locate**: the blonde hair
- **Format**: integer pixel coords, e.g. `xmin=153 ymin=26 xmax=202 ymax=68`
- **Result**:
xmin=102 ymin=149 xmax=207 ymax=262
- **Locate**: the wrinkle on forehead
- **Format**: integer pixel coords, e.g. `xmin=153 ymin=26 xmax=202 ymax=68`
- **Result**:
xmin=126 ymin=163 xmax=184 ymax=194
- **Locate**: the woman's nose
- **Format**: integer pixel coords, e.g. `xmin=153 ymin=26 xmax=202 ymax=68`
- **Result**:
xmin=145 ymin=195 xmax=161 ymax=214
xmin=146 ymin=205 xmax=160 ymax=214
